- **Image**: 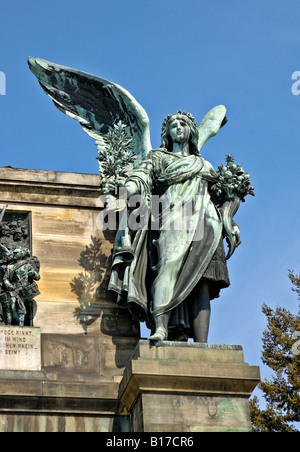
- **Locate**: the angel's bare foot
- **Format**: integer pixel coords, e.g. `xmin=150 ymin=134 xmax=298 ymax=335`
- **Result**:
xmin=148 ymin=313 xmax=170 ymax=341
xmin=149 ymin=326 xmax=168 ymax=341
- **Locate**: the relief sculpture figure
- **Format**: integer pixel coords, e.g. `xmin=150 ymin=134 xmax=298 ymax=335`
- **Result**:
xmin=3 ymin=249 xmax=40 ymax=326
xmin=0 ymin=205 xmax=41 ymax=327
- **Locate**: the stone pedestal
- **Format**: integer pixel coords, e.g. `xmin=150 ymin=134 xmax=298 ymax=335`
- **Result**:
xmin=0 ymin=167 xmax=140 ymax=432
xmin=0 ymin=168 xmax=260 ymax=432
xmin=119 ymin=341 xmax=260 ymax=432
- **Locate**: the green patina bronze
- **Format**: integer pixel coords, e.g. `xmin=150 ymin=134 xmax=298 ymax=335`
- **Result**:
xmin=28 ymin=57 xmax=254 ymax=342
xmin=0 ymin=205 xmax=40 ymax=327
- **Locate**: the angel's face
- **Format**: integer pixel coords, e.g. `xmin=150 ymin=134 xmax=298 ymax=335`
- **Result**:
xmin=169 ymin=117 xmax=191 ymax=145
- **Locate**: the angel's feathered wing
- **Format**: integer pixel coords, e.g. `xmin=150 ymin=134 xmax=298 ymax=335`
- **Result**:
xmin=197 ymin=105 xmax=227 ymax=152
xmin=28 ymin=57 xmax=152 ymax=164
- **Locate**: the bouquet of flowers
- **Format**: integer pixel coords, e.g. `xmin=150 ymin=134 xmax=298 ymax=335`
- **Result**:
xmin=211 ymin=154 xmax=254 ymax=203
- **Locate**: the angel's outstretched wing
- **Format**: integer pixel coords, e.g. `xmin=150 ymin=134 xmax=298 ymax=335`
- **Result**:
xmin=197 ymin=105 xmax=227 ymax=152
xmin=28 ymin=57 xmax=152 ymax=164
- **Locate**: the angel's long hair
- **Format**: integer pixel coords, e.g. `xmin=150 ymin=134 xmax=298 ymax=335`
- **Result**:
xmin=160 ymin=113 xmax=200 ymax=156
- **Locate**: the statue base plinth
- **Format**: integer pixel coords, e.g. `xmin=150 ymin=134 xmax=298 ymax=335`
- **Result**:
xmin=119 ymin=340 xmax=260 ymax=432
xmin=0 ymin=326 xmax=41 ymax=371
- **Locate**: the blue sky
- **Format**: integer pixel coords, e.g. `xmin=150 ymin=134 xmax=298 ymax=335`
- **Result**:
xmin=1 ymin=0 xmax=300 ymax=397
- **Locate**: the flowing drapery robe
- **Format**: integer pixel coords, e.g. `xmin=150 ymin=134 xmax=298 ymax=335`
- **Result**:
xmin=108 ymin=148 xmax=229 ymax=334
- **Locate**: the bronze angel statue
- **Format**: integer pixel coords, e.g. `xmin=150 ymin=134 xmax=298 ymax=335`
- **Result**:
xmin=28 ymin=57 xmax=254 ymax=342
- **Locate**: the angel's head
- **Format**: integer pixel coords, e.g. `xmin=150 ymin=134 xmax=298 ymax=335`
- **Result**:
xmin=161 ymin=111 xmax=199 ymax=155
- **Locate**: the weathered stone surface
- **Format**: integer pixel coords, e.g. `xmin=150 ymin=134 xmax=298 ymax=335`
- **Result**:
xmin=0 ymin=168 xmax=259 ymax=432
xmin=0 ymin=167 xmax=140 ymax=432
xmin=119 ymin=341 xmax=260 ymax=432
xmin=0 ymin=167 xmax=138 ymax=336
xmin=0 ymin=326 xmax=41 ymax=371
xmin=0 ymin=167 xmax=104 ymax=315
xmin=0 ymin=413 xmax=127 ymax=433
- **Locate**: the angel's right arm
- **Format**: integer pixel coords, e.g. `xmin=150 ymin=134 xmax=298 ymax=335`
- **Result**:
xmin=125 ymin=154 xmax=155 ymax=199
xmin=125 ymin=180 xmax=140 ymax=198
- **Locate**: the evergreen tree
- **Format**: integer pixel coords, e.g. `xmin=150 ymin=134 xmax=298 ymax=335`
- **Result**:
xmin=250 ymin=272 xmax=300 ymax=432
